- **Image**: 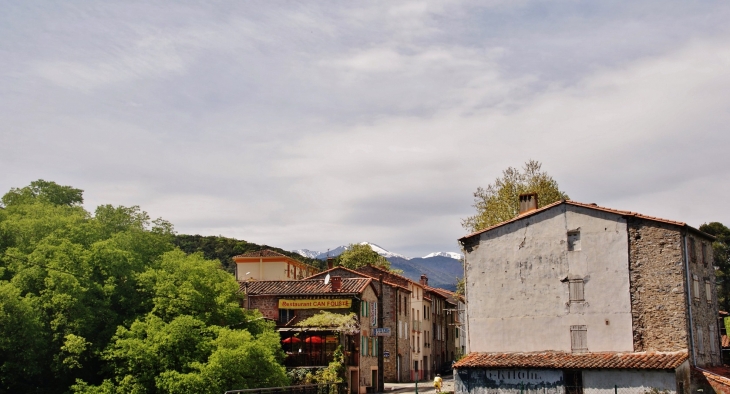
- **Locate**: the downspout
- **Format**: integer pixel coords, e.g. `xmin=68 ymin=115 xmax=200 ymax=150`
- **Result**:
xmin=395 ymin=287 xmax=399 ymax=382
xmin=683 ymin=233 xmax=697 ymax=366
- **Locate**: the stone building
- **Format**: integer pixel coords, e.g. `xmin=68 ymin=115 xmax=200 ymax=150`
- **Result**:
xmin=241 ymin=276 xmax=379 ymax=394
xmin=455 ymin=197 xmax=720 ymax=394
xmin=308 ymin=265 xmax=413 ymax=383
xmin=234 ymin=249 xmax=319 ymax=281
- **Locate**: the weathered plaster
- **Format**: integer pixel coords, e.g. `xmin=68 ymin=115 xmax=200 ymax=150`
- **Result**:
xmin=466 ymin=205 xmax=633 ymax=353
xmin=582 ymin=370 xmax=676 ymax=394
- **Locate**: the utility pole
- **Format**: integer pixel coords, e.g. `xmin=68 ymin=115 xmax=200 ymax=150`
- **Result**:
xmin=378 ymin=274 xmax=384 ymax=393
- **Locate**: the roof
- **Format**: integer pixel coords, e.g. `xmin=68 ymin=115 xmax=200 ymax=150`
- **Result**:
xmin=306 ymin=265 xmax=412 ymax=291
xmin=426 ymin=286 xmax=462 ymax=303
xmin=459 ymin=200 xmax=714 ymax=242
xmin=454 ymin=351 xmax=688 ymax=370
xmin=241 ymin=278 xmax=372 ymax=296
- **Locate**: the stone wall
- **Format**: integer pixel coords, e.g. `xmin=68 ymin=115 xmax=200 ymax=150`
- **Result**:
xmin=627 ymin=219 xmax=688 ymax=352
xmin=249 ymin=295 xmax=279 ymax=321
xmin=684 ymin=230 xmax=720 ymax=367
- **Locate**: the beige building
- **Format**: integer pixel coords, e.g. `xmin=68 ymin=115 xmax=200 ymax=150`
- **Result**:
xmin=234 ymin=249 xmax=319 ymax=281
xmin=455 ymin=197 xmax=720 ymax=394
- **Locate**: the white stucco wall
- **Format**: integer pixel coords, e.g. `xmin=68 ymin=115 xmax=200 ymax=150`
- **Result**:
xmin=466 ymin=204 xmax=634 ymax=353
xmin=583 ymin=370 xmax=676 ymax=394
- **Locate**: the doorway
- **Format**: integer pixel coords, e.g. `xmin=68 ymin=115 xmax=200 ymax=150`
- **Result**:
xmin=371 ymin=369 xmax=378 ymax=390
xmin=350 ymin=370 xmax=358 ymax=394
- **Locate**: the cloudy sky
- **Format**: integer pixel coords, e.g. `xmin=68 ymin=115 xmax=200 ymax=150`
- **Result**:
xmin=2 ymin=1 xmax=730 ymax=257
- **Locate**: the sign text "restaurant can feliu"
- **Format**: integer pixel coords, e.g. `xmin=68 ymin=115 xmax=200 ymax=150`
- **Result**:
xmin=278 ymin=299 xmax=352 ymax=309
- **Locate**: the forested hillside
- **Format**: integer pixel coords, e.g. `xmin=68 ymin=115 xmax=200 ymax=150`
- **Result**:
xmin=0 ymin=180 xmax=288 ymax=394
xmin=173 ymin=234 xmax=323 ymax=273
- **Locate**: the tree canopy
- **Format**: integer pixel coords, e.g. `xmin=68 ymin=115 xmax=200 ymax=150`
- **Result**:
xmin=337 ymin=243 xmax=392 ymax=271
xmin=0 ymin=180 xmax=287 ymax=394
xmin=699 ymin=222 xmax=730 ymax=312
xmin=462 ymin=160 xmax=569 ymax=233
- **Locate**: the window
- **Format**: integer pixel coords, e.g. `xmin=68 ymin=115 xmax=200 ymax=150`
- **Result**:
xmin=693 ymin=275 xmax=700 ymax=302
xmin=361 ymin=336 xmax=367 ymax=356
xmin=567 ymin=231 xmax=581 ymax=251
xmin=564 ymin=370 xmax=583 ymax=394
xmin=569 ymin=279 xmax=585 ymax=302
xmin=697 ymin=327 xmax=705 ymax=355
xmin=279 ymin=309 xmax=295 ymax=323
xmin=362 ymin=301 xmax=368 ymax=317
xmin=706 ymin=279 xmax=712 ymax=304
xmin=710 ymin=324 xmax=718 ymax=356
xmin=570 ymin=325 xmax=587 ymax=353
xmin=689 ymin=238 xmax=697 ymax=263
xmin=702 ymin=243 xmax=708 ymax=266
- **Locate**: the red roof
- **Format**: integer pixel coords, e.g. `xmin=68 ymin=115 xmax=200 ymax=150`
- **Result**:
xmin=241 ymin=278 xmax=372 ymax=295
xmin=454 ymin=351 xmax=688 ymax=370
xmin=459 ymin=200 xmax=713 ymax=242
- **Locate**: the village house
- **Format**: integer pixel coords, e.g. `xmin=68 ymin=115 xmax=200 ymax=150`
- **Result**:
xmin=455 ymin=195 xmax=721 ymax=394
xmin=308 ymin=265 xmax=413 ymax=383
xmin=241 ymin=276 xmax=378 ymax=394
xmin=234 ymin=249 xmax=319 ymax=281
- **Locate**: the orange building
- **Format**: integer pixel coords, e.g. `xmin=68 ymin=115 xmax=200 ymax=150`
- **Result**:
xmin=233 ymin=250 xmax=319 ymax=281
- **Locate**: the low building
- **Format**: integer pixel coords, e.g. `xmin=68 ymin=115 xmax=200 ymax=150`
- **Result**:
xmin=456 ymin=197 xmax=720 ymax=394
xmin=234 ymin=250 xmax=319 ymax=281
xmin=241 ymin=276 xmax=379 ymax=394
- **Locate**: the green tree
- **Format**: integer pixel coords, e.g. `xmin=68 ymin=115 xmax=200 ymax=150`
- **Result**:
xmin=699 ymin=222 xmax=730 ymax=311
xmin=0 ymin=180 xmax=288 ymax=393
xmin=337 ymin=244 xmax=391 ymax=271
xmin=1 ymin=179 xmax=84 ymax=207
xmin=462 ymin=160 xmax=569 ymax=233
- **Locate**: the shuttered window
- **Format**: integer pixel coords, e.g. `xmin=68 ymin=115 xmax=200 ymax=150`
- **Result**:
xmin=693 ymin=275 xmax=700 ymax=302
xmin=702 ymin=243 xmax=708 ymax=266
xmin=710 ymin=324 xmax=718 ymax=355
xmin=569 ymin=279 xmax=585 ymax=302
xmin=689 ymin=238 xmax=697 ymax=263
xmin=697 ymin=327 xmax=705 ymax=355
xmin=706 ymin=279 xmax=713 ymax=304
xmin=570 ymin=325 xmax=587 ymax=353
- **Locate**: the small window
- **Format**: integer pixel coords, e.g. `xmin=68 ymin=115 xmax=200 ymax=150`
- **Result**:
xmin=705 ymin=279 xmax=712 ymax=304
xmin=702 ymin=243 xmax=708 ymax=267
xmin=697 ymin=327 xmax=705 ymax=355
xmin=689 ymin=238 xmax=697 ymax=263
xmin=564 ymin=370 xmax=583 ymax=394
xmin=693 ymin=275 xmax=700 ymax=302
xmin=569 ymin=279 xmax=585 ymax=302
xmin=570 ymin=325 xmax=587 ymax=353
xmin=567 ymin=231 xmax=581 ymax=251
xmin=279 ymin=309 xmax=295 ymax=323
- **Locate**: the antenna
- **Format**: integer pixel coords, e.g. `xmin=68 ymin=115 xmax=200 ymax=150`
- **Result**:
xmin=324 ymin=274 xmax=331 ymax=285
xmin=245 ymin=272 xmax=251 ymax=276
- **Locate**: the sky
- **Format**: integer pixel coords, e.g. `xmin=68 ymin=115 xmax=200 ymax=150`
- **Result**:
xmin=2 ymin=1 xmax=730 ymax=258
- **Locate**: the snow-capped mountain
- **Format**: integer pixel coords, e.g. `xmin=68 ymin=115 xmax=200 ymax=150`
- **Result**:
xmin=292 ymin=243 xmax=460 ymax=261
xmin=291 ymin=242 xmax=463 ymax=291
xmin=422 ymin=251 xmax=464 ymax=260
xmin=291 ymin=249 xmax=320 ymax=259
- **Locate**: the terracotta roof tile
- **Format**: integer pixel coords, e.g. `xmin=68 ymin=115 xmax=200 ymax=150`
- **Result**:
xmin=454 ymin=351 xmax=688 ymax=370
xmin=459 ymin=200 xmax=713 ymax=242
xmin=241 ymin=278 xmax=371 ymax=295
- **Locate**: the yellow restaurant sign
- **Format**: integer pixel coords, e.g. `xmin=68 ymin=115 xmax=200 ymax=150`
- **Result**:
xmin=278 ymin=299 xmax=352 ymax=309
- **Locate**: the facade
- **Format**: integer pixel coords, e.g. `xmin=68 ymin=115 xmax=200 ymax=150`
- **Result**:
xmin=234 ymin=249 xmax=319 ymax=281
xmin=307 ymin=266 xmax=413 ymax=383
xmin=456 ymin=198 xmax=719 ymax=394
xmin=241 ymin=276 xmax=379 ymax=394
xmin=410 ymin=279 xmax=427 ymax=381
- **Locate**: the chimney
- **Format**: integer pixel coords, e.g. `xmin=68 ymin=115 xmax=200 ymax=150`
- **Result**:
xmin=420 ymin=274 xmax=428 ymax=286
xmin=326 ymin=257 xmax=334 ymax=270
xmin=519 ymin=193 xmax=538 ymax=215
xmin=331 ymin=276 xmax=342 ymax=292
